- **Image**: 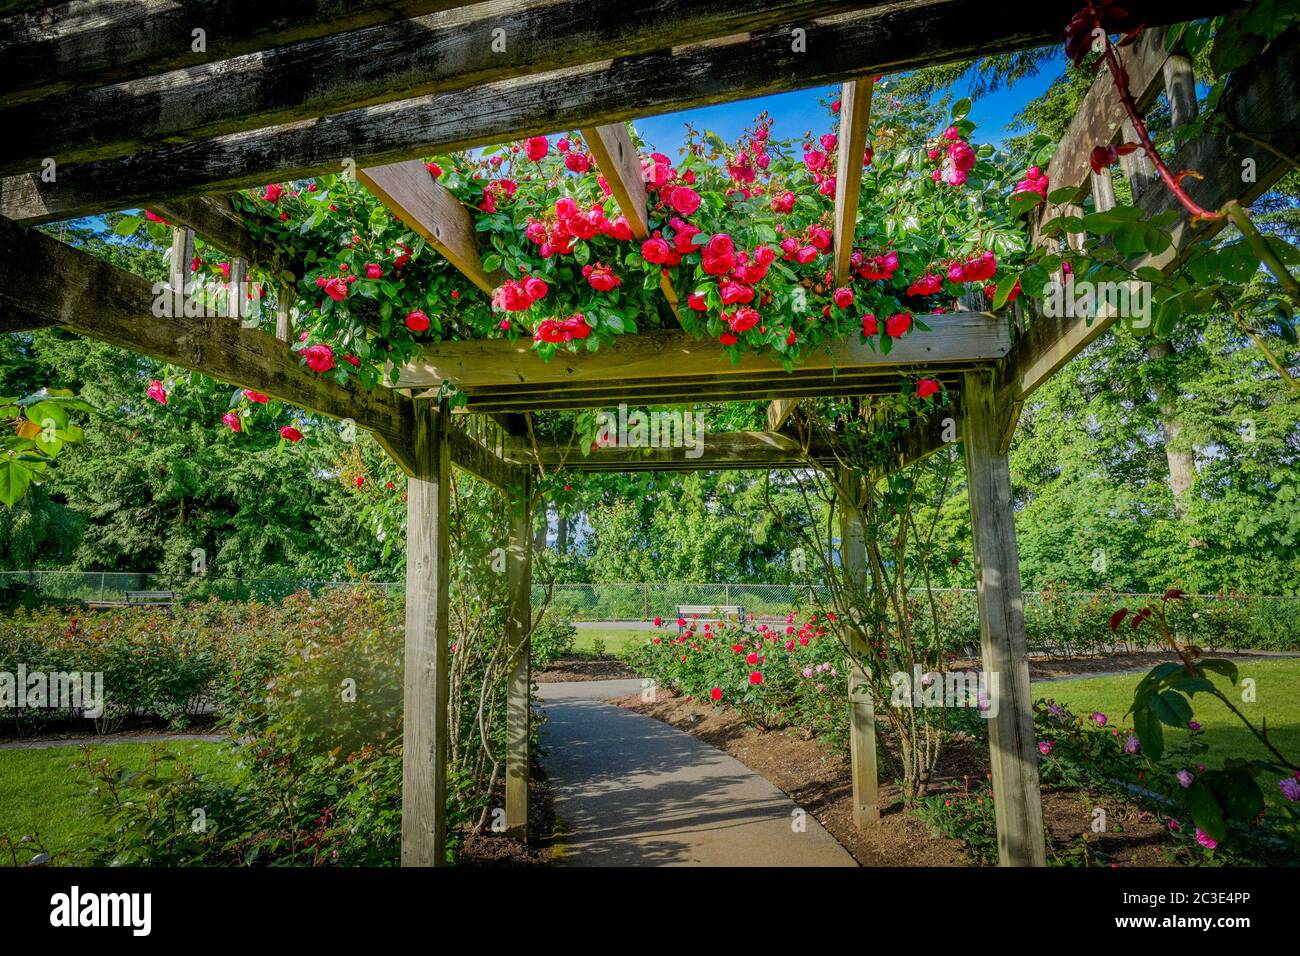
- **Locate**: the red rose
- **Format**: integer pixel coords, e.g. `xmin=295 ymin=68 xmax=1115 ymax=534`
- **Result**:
xmin=365 ymin=263 xmax=383 ymax=279
xmin=687 ymin=292 xmax=708 ymax=312
xmin=241 ymin=389 xmax=270 ymax=404
xmin=885 ymin=311 xmax=913 ymax=337
xmin=585 ymin=263 xmax=621 ymax=292
xmin=280 ymin=425 xmax=303 ymax=442
xmin=405 ymin=310 xmax=430 ymax=333
xmin=302 ymin=344 xmax=335 ymax=373
xmin=524 ymin=135 xmax=549 ymax=161
xmin=719 ymin=331 xmax=738 ymax=345
xmin=146 ymin=380 xmax=167 ymax=405
xmin=749 ymin=671 xmax=764 ymax=685
xmin=719 ymin=280 xmax=753 ymax=306
xmin=523 ymin=276 xmax=549 ymax=302
xmin=832 ymin=287 xmax=854 ymax=309
xmin=640 ymin=237 xmax=672 ymax=265
xmin=668 ymin=186 xmax=701 ymax=216
xmin=710 ymin=687 xmax=722 ymax=702
xmin=564 ymin=151 xmax=590 ymax=173
xmin=263 ymin=183 xmax=283 ymax=204
xmin=425 ymin=162 xmax=442 ymax=178
xmin=916 ymin=378 xmax=941 ymax=399
xmin=222 ymin=411 xmax=242 ymax=432
xmin=861 ymin=313 xmax=879 ymax=337
xmin=728 ymin=307 xmax=760 ymax=333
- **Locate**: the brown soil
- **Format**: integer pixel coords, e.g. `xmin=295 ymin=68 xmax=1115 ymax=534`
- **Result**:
xmin=458 ymin=761 xmax=556 ymax=867
xmin=612 ymin=688 xmax=1176 ymax=867
xmin=536 ymin=655 xmax=638 ymax=682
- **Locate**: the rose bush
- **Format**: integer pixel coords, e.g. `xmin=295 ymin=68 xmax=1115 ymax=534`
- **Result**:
xmin=132 ymin=92 xmax=1035 ymax=407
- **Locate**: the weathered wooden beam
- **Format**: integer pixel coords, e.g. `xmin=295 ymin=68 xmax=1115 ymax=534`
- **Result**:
xmin=459 ymin=372 xmax=966 ymax=413
xmin=831 ymin=80 xmax=873 ymax=287
xmin=1007 ymin=32 xmax=1299 ymax=408
xmin=504 ymin=473 xmax=532 ymax=840
xmin=961 ymin=369 xmax=1045 ymax=867
xmin=398 ymin=313 xmax=1009 ymax=390
xmin=504 ymin=429 xmax=836 ymax=472
xmin=4 ymin=0 xmax=1230 ymax=224
xmin=766 ymin=398 xmax=801 ymax=432
xmin=582 ymin=123 xmax=683 ymax=323
xmin=0 ymin=0 xmax=472 ymax=104
xmin=0 ymin=214 xmax=417 ymax=468
xmin=357 ymin=160 xmax=504 ymax=294
xmin=401 ymin=397 xmax=452 ymax=867
xmin=838 ymin=466 xmax=880 ymax=828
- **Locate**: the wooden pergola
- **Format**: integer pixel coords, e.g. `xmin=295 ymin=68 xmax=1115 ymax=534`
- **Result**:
xmin=2 ymin=0 xmax=1294 ymax=867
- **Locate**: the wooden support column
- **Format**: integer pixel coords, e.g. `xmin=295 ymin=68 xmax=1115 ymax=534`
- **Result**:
xmin=275 ymin=282 xmax=293 ymax=342
xmin=505 ymin=473 xmax=533 ymax=840
xmin=961 ymin=370 xmax=1046 ymax=867
xmin=838 ymin=467 xmax=879 ymax=828
xmin=168 ymin=225 xmax=194 ymax=313
xmin=225 ymin=257 xmax=247 ymax=321
xmin=401 ymin=398 xmax=452 ymax=867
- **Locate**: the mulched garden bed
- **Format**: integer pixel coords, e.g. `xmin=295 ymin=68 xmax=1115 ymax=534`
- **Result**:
xmin=536 ymin=655 xmax=638 ymax=682
xmin=0 ymin=713 xmax=221 ymax=745
xmin=458 ymin=760 xmax=556 ymax=867
xmin=611 ymin=687 xmax=1174 ymax=867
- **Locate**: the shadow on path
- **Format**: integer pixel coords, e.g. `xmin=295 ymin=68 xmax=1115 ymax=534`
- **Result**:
xmin=539 ymin=680 xmax=855 ymax=867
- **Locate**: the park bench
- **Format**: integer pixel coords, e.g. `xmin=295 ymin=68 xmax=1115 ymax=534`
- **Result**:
xmin=124 ymin=590 xmax=177 ymax=609
xmin=674 ymin=604 xmax=746 ymax=630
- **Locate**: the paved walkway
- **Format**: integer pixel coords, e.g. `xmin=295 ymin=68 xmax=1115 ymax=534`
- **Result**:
xmin=538 ymin=679 xmax=855 ymax=867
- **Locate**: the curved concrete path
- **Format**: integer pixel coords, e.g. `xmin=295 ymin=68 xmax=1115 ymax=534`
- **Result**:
xmin=539 ymin=679 xmax=856 ymax=867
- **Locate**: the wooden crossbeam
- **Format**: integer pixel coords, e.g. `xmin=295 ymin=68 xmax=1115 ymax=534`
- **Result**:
xmin=357 ymin=160 xmax=505 ymax=294
xmin=0 ymin=215 xmax=523 ymax=487
xmin=458 ymin=372 xmax=966 ymax=413
xmin=4 ymin=0 xmax=1230 ymax=225
xmin=0 ymin=0 xmax=472 ymax=104
xmin=504 ymin=430 xmax=837 ymax=472
xmin=582 ymin=123 xmax=683 ymax=323
xmin=1 ymin=0 xmax=868 ymax=158
xmin=831 ymin=80 xmax=874 ymax=288
xmin=396 ymin=312 xmax=1009 ymax=390
xmin=1005 ymin=31 xmax=1299 ymax=414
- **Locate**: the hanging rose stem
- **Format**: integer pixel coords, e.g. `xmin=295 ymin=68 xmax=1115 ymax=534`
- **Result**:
xmin=1092 ymin=12 xmax=1299 ymax=314
xmin=1095 ymin=31 xmax=1223 ymax=222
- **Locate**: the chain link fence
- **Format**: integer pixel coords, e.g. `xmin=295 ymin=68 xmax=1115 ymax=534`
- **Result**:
xmin=5 ymin=571 xmax=1299 ymax=652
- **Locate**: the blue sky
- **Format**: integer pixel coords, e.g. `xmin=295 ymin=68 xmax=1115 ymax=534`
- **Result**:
xmin=631 ymin=53 xmax=1066 ymax=157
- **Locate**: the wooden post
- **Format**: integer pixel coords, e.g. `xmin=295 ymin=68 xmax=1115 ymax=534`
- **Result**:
xmin=168 ymin=226 xmax=194 ymax=315
xmin=225 ymin=257 xmax=247 ymax=321
xmin=504 ymin=473 xmax=532 ymax=840
xmin=961 ymin=370 xmax=1046 ymax=867
xmin=275 ymin=282 xmax=293 ymax=342
xmin=401 ymin=398 xmax=451 ymax=867
xmin=838 ymin=466 xmax=880 ymax=828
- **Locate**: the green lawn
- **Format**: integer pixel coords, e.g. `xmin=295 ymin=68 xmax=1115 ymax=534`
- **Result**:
xmin=0 ymin=740 xmax=233 ymax=866
xmin=571 ymin=626 xmax=656 ymax=656
xmin=1034 ymin=657 xmax=1300 ymax=773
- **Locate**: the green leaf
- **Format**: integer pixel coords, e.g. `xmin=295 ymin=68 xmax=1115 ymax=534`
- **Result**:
xmin=951 ymin=97 xmax=972 ymax=120
xmin=1198 ymin=658 xmax=1240 ymax=685
xmin=1185 ymin=780 xmax=1227 ymax=843
xmin=1149 ymin=689 xmax=1194 ymax=728
xmin=992 ymin=273 xmax=1020 ymax=310
xmin=114 ymin=215 xmax=143 ymax=237
xmin=0 ymin=458 xmax=35 ymax=507
xmin=1131 ymin=704 xmax=1165 ymax=761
